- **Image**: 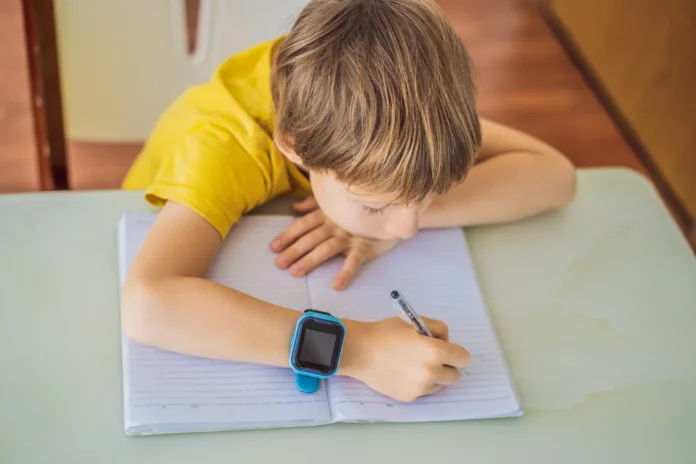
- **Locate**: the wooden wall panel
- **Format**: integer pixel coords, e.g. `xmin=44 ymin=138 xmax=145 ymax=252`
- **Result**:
xmin=0 ymin=0 xmax=40 ymax=192
xmin=68 ymin=141 xmax=140 ymax=190
xmin=549 ymin=0 xmax=696 ymax=218
xmin=438 ymin=0 xmax=646 ymax=174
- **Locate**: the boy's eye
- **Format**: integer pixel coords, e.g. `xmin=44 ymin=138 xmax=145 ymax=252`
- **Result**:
xmin=364 ymin=206 xmax=385 ymax=215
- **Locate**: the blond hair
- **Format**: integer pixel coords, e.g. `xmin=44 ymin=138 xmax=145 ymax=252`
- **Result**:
xmin=271 ymin=0 xmax=481 ymax=203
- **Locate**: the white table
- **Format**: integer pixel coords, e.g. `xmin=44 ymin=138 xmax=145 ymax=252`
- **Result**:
xmin=1 ymin=168 xmax=695 ymax=463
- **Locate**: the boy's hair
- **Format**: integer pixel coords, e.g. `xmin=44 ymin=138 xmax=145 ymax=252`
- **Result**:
xmin=271 ymin=0 xmax=481 ymax=203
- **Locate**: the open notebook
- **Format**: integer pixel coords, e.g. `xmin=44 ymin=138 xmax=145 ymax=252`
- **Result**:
xmin=117 ymin=212 xmax=522 ymax=435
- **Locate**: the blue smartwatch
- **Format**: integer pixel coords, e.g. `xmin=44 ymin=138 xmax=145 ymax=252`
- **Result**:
xmin=289 ymin=310 xmax=346 ymax=393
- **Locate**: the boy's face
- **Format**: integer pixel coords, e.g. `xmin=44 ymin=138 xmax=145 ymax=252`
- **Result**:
xmin=277 ymin=140 xmax=433 ymax=241
xmin=309 ymin=169 xmax=432 ymax=241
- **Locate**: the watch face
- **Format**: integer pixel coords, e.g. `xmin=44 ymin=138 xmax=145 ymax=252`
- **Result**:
xmin=295 ymin=317 xmax=345 ymax=375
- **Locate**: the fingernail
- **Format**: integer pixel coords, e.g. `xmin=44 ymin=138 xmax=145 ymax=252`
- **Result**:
xmin=277 ymin=256 xmax=290 ymax=267
xmin=334 ymin=277 xmax=344 ymax=290
xmin=291 ymin=264 xmax=304 ymax=276
xmin=271 ymin=239 xmax=282 ymax=250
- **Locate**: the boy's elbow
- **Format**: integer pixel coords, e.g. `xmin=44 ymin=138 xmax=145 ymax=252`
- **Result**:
xmin=121 ymin=279 xmax=161 ymax=344
xmin=549 ymin=153 xmax=577 ymax=208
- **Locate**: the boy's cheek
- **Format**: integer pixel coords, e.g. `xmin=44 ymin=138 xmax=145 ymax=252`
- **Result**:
xmin=312 ymin=187 xmax=392 ymax=240
xmin=323 ymin=208 xmax=363 ymax=234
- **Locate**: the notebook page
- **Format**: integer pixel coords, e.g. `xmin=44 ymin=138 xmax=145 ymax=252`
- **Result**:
xmin=306 ymin=228 xmax=522 ymax=423
xmin=119 ymin=213 xmax=331 ymax=434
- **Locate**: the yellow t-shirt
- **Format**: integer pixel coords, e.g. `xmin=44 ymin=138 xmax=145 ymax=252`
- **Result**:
xmin=121 ymin=37 xmax=311 ymax=239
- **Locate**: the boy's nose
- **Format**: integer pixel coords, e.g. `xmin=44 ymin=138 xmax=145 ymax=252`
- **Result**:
xmin=386 ymin=212 xmax=419 ymax=240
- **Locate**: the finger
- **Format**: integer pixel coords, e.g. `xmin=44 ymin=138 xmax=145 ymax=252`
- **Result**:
xmin=333 ymin=245 xmax=370 ymax=290
xmin=432 ymin=339 xmax=471 ymax=368
xmin=431 ymin=365 xmax=461 ymax=386
xmin=290 ymin=237 xmax=348 ymax=276
xmin=421 ymin=316 xmax=449 ymax=341
xmin=424 ymin=384 xmax=443 ymax=396
xmin=270 ymin=210 xmax=323 ymax=252
xmin=292 ymin=196 xmax=318 ymax=213
xmin=275 ymin=226 xmax=333 ymax=268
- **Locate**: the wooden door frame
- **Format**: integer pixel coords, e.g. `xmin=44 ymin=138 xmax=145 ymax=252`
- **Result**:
xmin=21 ymin=0 xmax=67 ymax=190
xmin=19 ymin=0 xmax=202 ymax=191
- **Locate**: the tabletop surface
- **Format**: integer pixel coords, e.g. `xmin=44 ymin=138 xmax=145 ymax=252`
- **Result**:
xmin=1 ymin=168 xmax=695 ymax=463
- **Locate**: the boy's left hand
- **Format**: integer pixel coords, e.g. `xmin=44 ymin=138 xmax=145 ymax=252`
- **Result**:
xmin=270 ymin=197 xmax=400 ymax=290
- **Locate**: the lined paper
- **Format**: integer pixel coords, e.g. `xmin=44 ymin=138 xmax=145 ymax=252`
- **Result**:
xmin=306 ymin=228 xmax=522 ymax=422
xmin=118 ymin=213 xmax=521 ymax=433
xmin=118 ymin=213 xmax=331 ymax=434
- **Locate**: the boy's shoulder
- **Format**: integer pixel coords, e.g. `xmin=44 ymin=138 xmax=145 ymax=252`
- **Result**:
xmin=184 ymin=36 xmax=284 ymax=132
xmin=218 ymin=36 xmax=284 ymax=72
xmin=142 ymin=36 xmax=285 ymax=151
xmin=211 ymin=36 xmax=284 ymax=96
xmin=123 ymin=35 xmax=308 ymax=238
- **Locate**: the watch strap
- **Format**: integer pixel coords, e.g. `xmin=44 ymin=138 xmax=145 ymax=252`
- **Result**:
xmin=295 ymin=373 xmax=321 ymax=393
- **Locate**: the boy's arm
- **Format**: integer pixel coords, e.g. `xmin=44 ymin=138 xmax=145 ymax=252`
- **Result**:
xmin=420 ymin=118 xmax=577 ymax=228
xmin=121 ymin=200 xmax=470 ymax=402
xmin=121 ymin=201 xmax=322 ymax=368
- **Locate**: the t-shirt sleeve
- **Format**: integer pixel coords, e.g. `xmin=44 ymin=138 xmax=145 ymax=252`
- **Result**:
xmin=144 ymin=125 xmax=272 ymax=239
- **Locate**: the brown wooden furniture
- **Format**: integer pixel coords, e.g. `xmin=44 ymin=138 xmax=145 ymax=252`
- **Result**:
xmin=542 ymin=0 xmax=696 ymax=244
xmin=440 ymin=0 xmax=647 ymax=174
xmin=0 ymin=0 xmax=41 ymax=192
xmin=22 ymin=0 xmax=68 ymax=189
xmin=0 ymin=0 xmax=66 ymax=192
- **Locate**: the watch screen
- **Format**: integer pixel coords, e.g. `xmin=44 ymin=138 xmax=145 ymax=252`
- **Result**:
xmin=298 ymin=329 xmax=337 ymax=367
xmin=294 ymin=316 xmax=345 ymax=375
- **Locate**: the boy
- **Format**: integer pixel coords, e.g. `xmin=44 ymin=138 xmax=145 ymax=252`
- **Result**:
xmin=121 ymin=0 xmax=576 ymax=402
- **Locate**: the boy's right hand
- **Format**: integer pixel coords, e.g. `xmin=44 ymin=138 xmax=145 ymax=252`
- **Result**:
xmin=342 ymin=316 xmax=471 ymax=402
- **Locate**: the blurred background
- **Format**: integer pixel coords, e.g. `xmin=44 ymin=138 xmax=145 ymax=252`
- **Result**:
xmin=1 ymin=0 xmax=694 ymax=247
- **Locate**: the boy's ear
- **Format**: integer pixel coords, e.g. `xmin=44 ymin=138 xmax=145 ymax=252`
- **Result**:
xmin=274 ymin=132 xmax=304 ymax=166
